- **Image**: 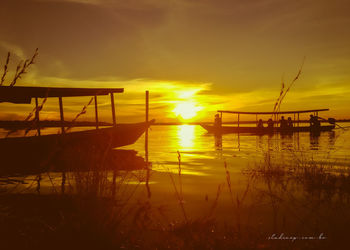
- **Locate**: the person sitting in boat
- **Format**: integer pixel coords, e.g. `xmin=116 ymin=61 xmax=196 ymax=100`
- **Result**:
xmin=314 ymin=116 xmax=320 ymax=128
xmin=309 ymin=115 xmax=315 ymax=127
xmin=280 ymin=116 xmax=287 ymax=129
xmin=257 ymin=119 xmax=264 ymax=128
xmin=287 ymin=117 xmax=293 ymax=128
xmin=309 ymin=115 xmax=320 ymax=128
xmin=214 ymin=114 xmax=222 ymax=127
xmin=267 ymin=118 xmax=274 ymax=129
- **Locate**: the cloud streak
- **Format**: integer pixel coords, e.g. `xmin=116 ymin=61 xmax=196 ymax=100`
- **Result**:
xmin=0 ymin=0 xmax=350 ymax=119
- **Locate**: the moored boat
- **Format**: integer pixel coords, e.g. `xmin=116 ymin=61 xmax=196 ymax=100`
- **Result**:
xmin=200 ymin=123 xmax=335 ymax=134
xmin=201 ymin=109 xmax=336 ymax=135
xmin=0 ymin=86 xmax=154 ymax=174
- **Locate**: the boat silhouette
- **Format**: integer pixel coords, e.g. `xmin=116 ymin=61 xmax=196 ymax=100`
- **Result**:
xmin=201 ymin=109 xmax=335 ymax=134
xmin=0 ymin=86 xmax=154 ymax=174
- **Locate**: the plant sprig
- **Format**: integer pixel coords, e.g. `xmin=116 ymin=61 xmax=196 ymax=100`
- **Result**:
xmin=0 ymin=52 xmax=11 ymax=86
xmin=273 ymin=57 xmax=305 ymax=113
xmin=10 ymin=48 xmax=39 ymax=87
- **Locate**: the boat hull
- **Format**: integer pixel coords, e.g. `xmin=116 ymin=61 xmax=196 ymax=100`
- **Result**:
xmin=0 ymin=120 xmax=154 ymax=175
xmin=200 ymin=124 xmax=335 ymax=135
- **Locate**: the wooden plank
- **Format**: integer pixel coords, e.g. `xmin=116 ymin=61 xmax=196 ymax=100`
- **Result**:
xmin=0 ymin=120 xmax=113 ymax=130
xmin=218 ymin=109 xmax=329 ymax=115
xmin=0 ymin=86 xmax=124 ymax=103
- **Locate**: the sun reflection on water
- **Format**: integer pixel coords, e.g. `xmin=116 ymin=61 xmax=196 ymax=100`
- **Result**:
xmin=177 ymin=125 xmax=195 ymax=149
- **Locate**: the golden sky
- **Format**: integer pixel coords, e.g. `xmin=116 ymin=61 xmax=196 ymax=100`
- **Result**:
xmin=1 ymin=0 xmax=350 ymax=122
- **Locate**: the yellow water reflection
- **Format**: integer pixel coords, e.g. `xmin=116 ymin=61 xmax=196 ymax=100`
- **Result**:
xmin=177 ymin=125 xmax=195 ymax=149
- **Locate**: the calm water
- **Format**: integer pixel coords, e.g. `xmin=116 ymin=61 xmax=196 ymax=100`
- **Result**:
xmin=118 ymin=124 xmax=350 ymax=215
xmin=2 ymin=124 xmax=350 ymax=246
xmin=2 ymin=124 xmax=349 ymax=193
xmin=124 ymin=124 xmax=350 ymax=175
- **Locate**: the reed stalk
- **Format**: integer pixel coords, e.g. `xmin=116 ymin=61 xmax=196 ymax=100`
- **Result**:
xmin=275 ymin=57 xmax=306 ymax=112
xmin=167 ymin=151 xmax=188 ymax=223
xmin=208 ymin=184 xmax=223 ymax=218
xmin=10 ymin=48 xmax=38 ymax=87
xmin=66 ymin=97 xmax=94 ymax=132
xmin=177 ymin=150 xmax=183 ymax=200
xmin=0 ymin=52 xmax=10 ymax=86
xmin=224 ymin=161 xmax=234 ymax=205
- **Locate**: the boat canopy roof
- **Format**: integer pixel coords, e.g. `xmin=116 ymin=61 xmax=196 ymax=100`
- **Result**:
xmin=0 ymin=86 xmax=124 ymax=104
xmin=217 ymin=109 xmax=329 ymax=115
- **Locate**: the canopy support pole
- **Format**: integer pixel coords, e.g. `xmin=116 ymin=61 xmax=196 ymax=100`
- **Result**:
xmin=294 ymin=113 xmax=296 ymax=126
xmin=145 ymin=90 xmax=151 ymax=198
xmin=59 ymin=97 xmax=65 ymax=134
xmin=145 ymin=90 xmax=149 ymax=161
xmin=94 ymin=95 xmax=99 ymax=129
xmin=238 ymin=114 xmax=240 ymax=128
xmin=35 ymin=97 xmax=41 ymax=136
xmin=145 ymin=91 xmax=149 ymax=124
xmin=110 ymin=93 xmax=116 ymax=127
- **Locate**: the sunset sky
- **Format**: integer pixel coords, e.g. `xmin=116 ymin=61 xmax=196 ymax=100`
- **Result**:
xmin=1 ymin=0 xmax=350 ymax=123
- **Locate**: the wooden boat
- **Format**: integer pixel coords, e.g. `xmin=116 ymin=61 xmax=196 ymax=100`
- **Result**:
xmin=0 ymin=121 xmax=154 ymax=174
xmin=0 ymin=86 xmax=154 ymax=175
xmin=201 ymin=124 xmax=335 ymax=134
xmin=201 ymin=109 xmax=335 ymax=135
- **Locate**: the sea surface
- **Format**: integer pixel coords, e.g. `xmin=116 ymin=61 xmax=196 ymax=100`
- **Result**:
xmin=117 ymin=124 xmax=350 ymax=217
xmin=2 ymin=124 xmax=350 ymax=243
xmin=2 ymin=124 xmax=349 ymax=194
xmin=124 ymin=124 xmax=350 ymax=174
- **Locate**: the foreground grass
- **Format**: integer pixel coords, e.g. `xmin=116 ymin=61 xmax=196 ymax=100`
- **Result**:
xmin=1 ymin=151 xmax=350 ymax=249
xmin=0 ymin=193 xmax=258 ymax=249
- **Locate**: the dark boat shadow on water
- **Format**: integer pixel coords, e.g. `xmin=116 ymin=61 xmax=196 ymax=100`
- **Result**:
xmin=0 ymin=146 xmax=153 ymax=249
xmin=0 ymin=147 xmax=148 ymax=176
xmin=0 ymin=144 xmax=150 ymax=197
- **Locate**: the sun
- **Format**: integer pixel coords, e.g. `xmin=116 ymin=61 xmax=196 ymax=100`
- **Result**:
xmin=173 ymin=102 xmax=203 ymax=120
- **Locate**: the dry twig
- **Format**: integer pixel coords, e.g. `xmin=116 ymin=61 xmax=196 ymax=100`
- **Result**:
xmin=66 ymin=97 xmax=94 ymax=132
xmin=10 ymin=48 xmax=39 ymax=87
xmin=275 ymin=57 xmax=306 ymax=112
xmin=0 ymin=52 xmax=10 ymax=86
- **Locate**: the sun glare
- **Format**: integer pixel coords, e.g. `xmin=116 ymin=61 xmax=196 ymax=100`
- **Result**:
xmin=173 ymin=102 xmax=202 ymax=120
xmin=178 ymin=125 xmax=195 ymax=148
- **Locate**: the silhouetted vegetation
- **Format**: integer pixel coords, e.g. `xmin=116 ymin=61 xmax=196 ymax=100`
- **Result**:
xmin=0 ymin=48 xmax=38 ymax=87
xmin=1 ymin=146 xmax=349 ymax=249
xmin=272 ymin=57 xmax=305 ymax=113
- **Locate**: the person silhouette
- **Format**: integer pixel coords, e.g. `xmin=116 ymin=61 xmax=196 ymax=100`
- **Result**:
xmin=267 ymin=118 xmax=274 ymax=129
xmin=280 ymin=116 xmax=287 ymax=129
xmin=310 ymin=115 xmax=315 ymax=128
xmin=287 ymin=117 xmax=293 ymax=128
xmin=214 ymin=114 xmax=222 ymax=127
